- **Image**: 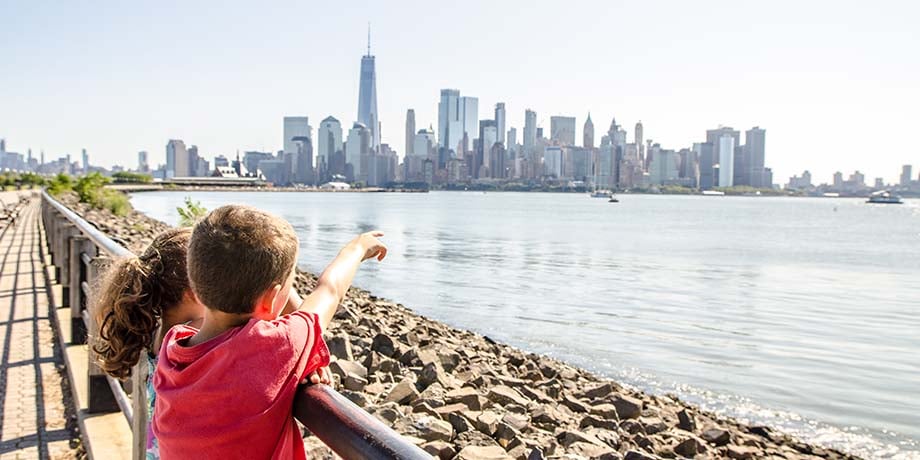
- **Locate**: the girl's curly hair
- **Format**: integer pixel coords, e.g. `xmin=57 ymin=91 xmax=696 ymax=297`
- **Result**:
xmin=93 ymin=227 xmax=191 ymax=379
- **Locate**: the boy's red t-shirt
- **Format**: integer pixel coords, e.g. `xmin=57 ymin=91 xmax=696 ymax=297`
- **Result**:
xmin=151 ymin=310 xmax=330 ymax=460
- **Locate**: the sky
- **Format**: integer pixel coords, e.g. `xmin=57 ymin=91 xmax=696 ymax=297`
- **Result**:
xmin=1 ymin=0 xmax=918 ymax=184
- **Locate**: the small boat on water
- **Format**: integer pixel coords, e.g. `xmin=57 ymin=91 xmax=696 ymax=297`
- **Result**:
xmin=867 ymin=190 xmax=903 ymax=204
xmin=590 ymin=190 xmax=611 ymax=198
xmin=608 ymin=196 xmax=619 ymax=203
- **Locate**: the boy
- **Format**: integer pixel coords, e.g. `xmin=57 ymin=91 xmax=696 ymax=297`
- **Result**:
xmin=152 ymin=205 xmax=386 ymax=459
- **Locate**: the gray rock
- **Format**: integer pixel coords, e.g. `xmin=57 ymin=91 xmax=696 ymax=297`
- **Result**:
xmin=414 ymin=415 xmax=453 ymax=442
xmin=556 ymin=430 xmax=606 ymax=448
xmin=474 ymin=410 xmax=501 ymax=436
xmin=343 ymin=373 xmax=367 ymax=391
xmin=610 ymin=395 xmax=643 ymax=420
xmin=383 ymin=379 xmax=419 ymax=405
xmin=590 ymin=403 xmax=620 ymax=420
xmin=371 ymin=333 xmax=398 ymax=358
xmin=638 ymin=416 xmax=666 ymax=435
xmin=446 ymin=412 xmax=474 ymax=434
xmin=486 ymin=385 xmax=530 ymax=407
xmin=677 ymin=409 xmax=696 ymax=432
xmin=329 ymin=359 xmax=367 ymax=379
xmin=624 ymin=450 xmax=661 ymax=460
xmin=583 ymin=382 xmax=615 ymax=399
xmin=421 ymin=440 xmax=456 ymax=460
xmin=701 ymin=426 xmax=731 ymax=446
xmin=326 ymin=335 xmax=353 ymax=360
xmin=501 ymin=412 xmax=530 ymax=432
xmin=454 ymin=445 xmax=513 ymax=460
xmin=579 ymin=414 xmax=618 ymax=431
xmin=419 ymin=362 xmax=448 ymax=389
xmin=561 ymin=392 xmax=590 ymax=413
xmin=674 ymin=435 xmax=707 ymax=457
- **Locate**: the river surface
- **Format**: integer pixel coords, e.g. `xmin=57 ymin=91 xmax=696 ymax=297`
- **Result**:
xmin=130 ymin=191 xmax=920 ymax=459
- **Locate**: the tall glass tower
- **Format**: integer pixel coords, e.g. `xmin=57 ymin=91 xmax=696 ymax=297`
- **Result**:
xmin=357 ymin=26 xmax=380 ymax=150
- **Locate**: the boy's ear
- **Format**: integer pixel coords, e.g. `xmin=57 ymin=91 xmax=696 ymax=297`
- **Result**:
xmin=254 ymin=285 xmax=283 ymax=319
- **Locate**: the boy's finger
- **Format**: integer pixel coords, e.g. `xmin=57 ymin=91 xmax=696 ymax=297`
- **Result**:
xmin=377 ymin=247 xmax=387 ymax=261
xmin=370 ymin=231 xmax=384 ymax=238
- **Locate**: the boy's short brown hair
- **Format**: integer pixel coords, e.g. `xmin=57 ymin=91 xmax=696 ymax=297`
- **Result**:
xmin=188 ymin=205 xmax=298 ymax=314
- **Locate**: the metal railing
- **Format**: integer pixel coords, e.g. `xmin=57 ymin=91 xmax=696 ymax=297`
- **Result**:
xmin=41 ymin=191 xmax=430 ymax=460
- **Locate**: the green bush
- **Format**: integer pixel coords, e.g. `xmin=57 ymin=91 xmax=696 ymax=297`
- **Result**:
xmin=47 ymin=173 xmax=74 ymax=196
xmin=112 ymin=171 xmax=153 ymax=183
xmin=177 ymin=196 xmax=207 ymax=227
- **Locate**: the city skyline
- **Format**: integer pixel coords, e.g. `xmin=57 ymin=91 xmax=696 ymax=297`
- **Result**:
xmin=1 ymin=1 xmax=918 ymax=183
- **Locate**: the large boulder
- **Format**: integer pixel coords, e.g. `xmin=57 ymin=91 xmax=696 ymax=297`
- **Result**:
xmin=383 ymin=379 xmax=419 ymax=405
xmin=610 ymin=395 xmax=643 ymax=419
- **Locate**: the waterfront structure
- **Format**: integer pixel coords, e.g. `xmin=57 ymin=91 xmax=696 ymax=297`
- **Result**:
xmin=901 ymin=165 xmax=913 ymax=186
xmin=718 ymin=134 xmax=735 ymax=187
xmin=550 ymin=116 xmax=576 ymax=146
xmin=495 ymin=103 xmax=506 ymax=146
xmin=357 ymin=30 xmax=379 ymax=150
xmin=583 ymin=114 xmax=594 ymax=149
xmin=137 ymin=151 xmax=149 ymax=173
xmin=283 ymin=116 xmax=311 ymax=157
xmin=438 ymin=89 xmax=461 ymax=152
xmin=165 ymin=139 xmax=188 ymax=178
xmin=405 ymin=109 xmax=415 ymax=156
xmin=523 ymin=109 xmax=537 ymax=158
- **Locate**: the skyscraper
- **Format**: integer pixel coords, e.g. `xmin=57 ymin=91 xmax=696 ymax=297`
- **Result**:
xmin=550 ymin=116 xmax=576 ymax=146
xmin=405 ymin=109 xmax=416 ymax=156
xmin=166 ymin=139 xmax=188 ymax=178
xmin=477 ymin=120 xmax=497 ymax=178
xmin=81 ymin=148 xmax=88 ymax=172
xmin=318 ymin=116 xmax=344 ymax=162
xmin=495 ymin=103 xmax=506 ymax=146
xmin=583 ymin=113 xmax=595 ymax=149
xmin=901 ymin=165 xmax=913 ymax=186
xmin=357 ymin=28 xmax=380 ymax=150
xmin=283 ymin=117 xmax=311 ymax=155
xmin=635 ymin=121 xmax=644 ymax=165
xmin=345 ymin=122 xmax=370 ymax=181
xmin=137 ymin=151 xmax=149 ymax=173
xmin=718 ymin=134 xmax=735 ymax=187
xmin=523 ymin=109 xmax=537 ymax=156
xmin=744 ymin=127 xmax=767 ymax=187
xmin=438 ymin=89 xmax=461 ymax=151
xmin=459 ymin=96 xmax=479 ymax=150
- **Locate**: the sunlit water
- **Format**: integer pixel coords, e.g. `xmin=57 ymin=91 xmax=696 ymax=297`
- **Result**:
xmin=130 ymin=191 xmax=920 ymax=459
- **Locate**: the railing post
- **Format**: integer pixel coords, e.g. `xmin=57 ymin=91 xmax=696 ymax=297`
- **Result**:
xmin=60 ymin=223 xmax=78 ymax=309
xmin=69 ymin=237 xmax=93 ymax=344
xmin=131 ymin=360 xmax=148 ymax=460
xmin=86 ymin=256 xmax=119 ymax=413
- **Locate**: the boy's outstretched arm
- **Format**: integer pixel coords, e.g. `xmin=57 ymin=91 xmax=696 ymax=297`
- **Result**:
xmin=297 ymin=231 xmax=387 ymax=331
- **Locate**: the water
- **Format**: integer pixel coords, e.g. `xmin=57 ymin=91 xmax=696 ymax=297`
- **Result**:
xmin=130 ymin=191 xmax=920 ymax=459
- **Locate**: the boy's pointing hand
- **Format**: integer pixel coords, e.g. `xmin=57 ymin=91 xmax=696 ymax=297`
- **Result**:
xmin=356 ymin=231 xmax=387 ymax=262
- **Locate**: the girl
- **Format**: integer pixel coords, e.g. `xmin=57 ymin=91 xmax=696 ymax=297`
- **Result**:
xmin=93 ymin=227 xmax=203 ymax=460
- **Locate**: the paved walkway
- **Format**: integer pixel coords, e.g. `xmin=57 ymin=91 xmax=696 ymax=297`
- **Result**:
xmin=0 ymin=199 xmax=80 ymax=459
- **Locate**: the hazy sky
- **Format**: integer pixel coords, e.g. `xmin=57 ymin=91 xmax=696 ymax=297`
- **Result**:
xmin=2 ymin=1 xmax=918 ymax=184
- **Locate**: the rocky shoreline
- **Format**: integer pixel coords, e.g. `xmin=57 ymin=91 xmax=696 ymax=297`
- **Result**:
xmin=59 ymin=192 xmax=860 ymax=460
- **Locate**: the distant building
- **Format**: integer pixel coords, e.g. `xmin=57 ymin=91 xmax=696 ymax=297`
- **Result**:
xmin=81 ymin=148 xmax=88 ymax=173
xmin=137 ymin=151 xmax=149 ymax=173
xmin=523 ymin=109 xmax=537 ymax=158
xmin=283 ymin=116 xmax=311 ymax=156
xmin=213 ymin=155 xmax=229 ymax=168
xmin=507 ymin=127 xmax=518 ymax=157
xmin=583 ymin=113 xmax=595 ymax=149
xmin=787 ymin=170 xmax=813 ymax=190
xmin=292 ymin=136 xmax=314 ymax=185
xmin=317 ymin=116 xmax=343 ymax=181
xmin=243 ymin=151 xmax=273 ymax=176
xmin=743 ymin=127 xmax=768 ymax=187
xmin=648 ymin=148 xmax=681 ymax=185
xmin=477 ymin=120 xmax=497 ymax=178
xmin=459 ymin=96 xmax=479 ymax=151
xmin=166 ymin=139 xmax=188 ymax=178
xmin=635 ymin=121 xmax=644 ymax=165
xmin=901 ymin=165 xmax=913 ymax=186
xmin=405 ymin=109 xmax=416 ymax=156
xmin=544 ymin=146 xmax=563 ymax=178
xmin=346 ymin=123 xmax=371 ymax=182
xmin=718 ymin=134 xmax=735 ymax=187
xmin=550 ymin=116 xmax=576 ymax=146
xmin=357 ymin=29 xmax=380 ymax=150
xmin=833 ymin=171 xmax=844 ymax=188
xmin=438 ymin=89 xmax=461 ymax=151
xmin=494 ymin=103 xmax=506 ymax=146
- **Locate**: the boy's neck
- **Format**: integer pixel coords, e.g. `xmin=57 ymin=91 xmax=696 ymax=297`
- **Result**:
xmin=186 ymin=309 xmax=252 ymax=347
